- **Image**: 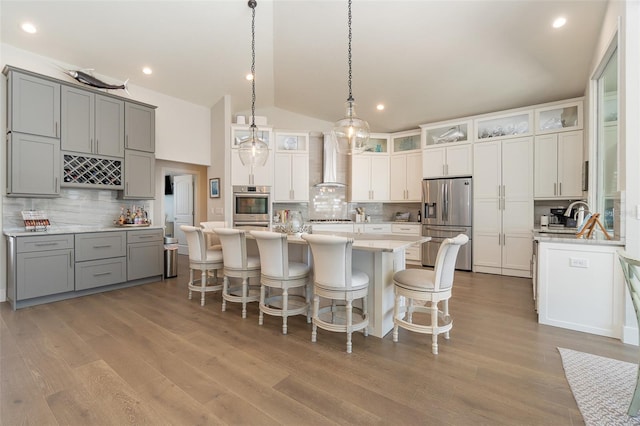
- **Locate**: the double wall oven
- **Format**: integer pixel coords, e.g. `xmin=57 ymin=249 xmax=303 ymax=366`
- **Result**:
xmin=232 ymin=185 xmax=271 ymax=228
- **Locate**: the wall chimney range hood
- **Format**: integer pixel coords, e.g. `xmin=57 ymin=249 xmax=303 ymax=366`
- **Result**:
xmin=315 ymin=134 xmax=345 ymax=188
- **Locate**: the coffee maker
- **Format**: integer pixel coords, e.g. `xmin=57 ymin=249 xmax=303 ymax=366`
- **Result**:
xmin=549 ymin=207 xmax=576 ymax=227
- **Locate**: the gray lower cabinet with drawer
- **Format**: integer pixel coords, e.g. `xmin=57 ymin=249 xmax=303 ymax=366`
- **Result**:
xmin=75 ymin=231 xmax=127 ymax=290
xmin=127 ymin=229 xmax=163 ymax=281
xmin=7 ymin=234 xmax=74 ymax=305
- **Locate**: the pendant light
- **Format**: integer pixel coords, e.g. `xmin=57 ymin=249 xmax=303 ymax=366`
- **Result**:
xmin=332 ymin=0 xmax=370 ymax=155
xmin=238 ymin=0 xmax=269 ymax=174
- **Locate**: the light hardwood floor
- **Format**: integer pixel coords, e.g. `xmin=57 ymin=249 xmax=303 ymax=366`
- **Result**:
xmin=1 ymin=254 xmax=637 ymax=425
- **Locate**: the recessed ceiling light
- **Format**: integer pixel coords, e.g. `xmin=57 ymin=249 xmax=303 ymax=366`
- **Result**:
xmin=142 ymin=67 xmax=152 ymax=75
xmin=246 ymin=73 xmax=254 ymax=81
xmin=21 ymin=22 xmax=37 ymax=34
xmin=552 ymin=17 xmax=567 ymax=28
xmin=376 ymin=104 xmax=385 ymax=111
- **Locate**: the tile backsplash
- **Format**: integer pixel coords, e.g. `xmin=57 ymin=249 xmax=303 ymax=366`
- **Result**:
xmin=2 ymin=189 xmax=152 ymax=232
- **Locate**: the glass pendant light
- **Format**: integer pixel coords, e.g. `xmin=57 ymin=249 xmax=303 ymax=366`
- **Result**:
xmin=332 ymin=0 xmax=370 ymax=155
xmin=238 ymin=0 xmax=269 ymax=172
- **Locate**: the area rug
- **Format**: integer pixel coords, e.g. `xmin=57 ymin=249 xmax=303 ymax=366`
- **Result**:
xmin=558 ymin=347 xmax=640 ymax=425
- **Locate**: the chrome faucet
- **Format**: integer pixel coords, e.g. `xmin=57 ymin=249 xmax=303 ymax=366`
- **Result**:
xmin=564 ymin=201 xmax=590 ymax=227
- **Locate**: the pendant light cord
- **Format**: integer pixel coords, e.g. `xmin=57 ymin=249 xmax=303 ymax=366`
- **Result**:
xmin=250 ymin=0 xmax=257 ymax=129
xmin=347 ymin=0 xmax=353 ymax=103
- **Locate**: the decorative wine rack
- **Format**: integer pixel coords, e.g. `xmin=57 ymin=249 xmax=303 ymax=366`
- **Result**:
xmin=62 ymin=154 xmax=123 ymax=189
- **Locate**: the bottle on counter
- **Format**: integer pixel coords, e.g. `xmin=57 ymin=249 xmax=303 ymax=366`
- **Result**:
xmin=417 ymin=209 xmax=422 ymax=222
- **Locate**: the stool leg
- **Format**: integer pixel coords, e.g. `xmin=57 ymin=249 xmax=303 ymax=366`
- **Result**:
xmin=393 ymin=291 xmax=400 ymax=343
xmin=431 ymin=301 xmax=439 ymax=355
xmin=188 ymin=268 xmax=194 ymax=300
xmin=282 ymin=288 xmax=288 ymax=335
xmin=443 ymin=298 xmax=450 ymax=339
xmin=222 ymin=276 xmax=228 ymax=312
xmin=407 ymin=297 xmax=414 ymax=323
xmin=305 ymin=282 xmax=311 ymax=323
xmin=362 ymin=295 xmax=368 ymax=337
xmin=311 ymin=294 xmax=319 ymax=343
xmin=241 ymin=277 xmax=248 ymax=318
xmin=200 ymin=268 xmax=206 ymax=306
xmin=259 ymin=284 xmax=265 ymax=326
xmin=346 ymin=299 xmax=353 ymax=354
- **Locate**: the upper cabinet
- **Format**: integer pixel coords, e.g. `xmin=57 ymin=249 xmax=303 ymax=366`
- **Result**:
xmin=474 ymin=110 xmax=532 ymax=142
xmin=273 ymin=131 xmax=309 ymax=202
xmin=534 ymin=100 xmax=583 ymax=135
xmin=390 ymin=130 xmax=421 ymax=202
xmin=125 ymin=103 xmax=155 ymax=152
xmin=391 ymin=130 xmax=420 ymax=153
xmin=6 ymin=133 xmax=61 ymax=197
xmin=421 ymin=120 xmax=473 ymax=179
xmin=231 ymin=124 xmax=272 ymax=148
xmin=534 ymin=130 xmax=584 ymax=199
xmin=7 ymin=69 xmax=60 ymax=138
xmin=62 ymin=86 xmax=125 ymax=157
xmin=422 ymin=120 xmax=472 ymax=147
xmin=363 ymin=133 xmax=389 ymax=153
xmin=230 ymin=125 xmax=274 ymax=186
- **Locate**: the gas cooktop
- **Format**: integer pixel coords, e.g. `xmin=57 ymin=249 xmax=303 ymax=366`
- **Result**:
xmin=308 ymin=219 xmax=353 ymax=223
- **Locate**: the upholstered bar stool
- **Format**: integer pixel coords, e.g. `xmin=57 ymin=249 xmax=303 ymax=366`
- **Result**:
xmin=392 ymin=234 xmax=468 ymax=355
xmin=301 ymin=234 xmax=369 ymax=354
xmin=618 ymin=251 xmax=640 ymax=415
xmin=180 ymin=225 xmax=224 ymax=306
xmin=213 ymin=228 xmax=260 ymax=318
xmin=200 ymin=221 xmax=227 ymax=250
xmin=250 ymin=230 xmax=311 ymax=334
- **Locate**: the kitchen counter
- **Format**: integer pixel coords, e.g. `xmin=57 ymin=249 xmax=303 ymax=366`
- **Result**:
xmin=3 ymin=225 xmax=165 ymax=237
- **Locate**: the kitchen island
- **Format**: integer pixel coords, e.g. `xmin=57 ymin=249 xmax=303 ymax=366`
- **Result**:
xmin=239 ymin=229 xmax=430 ymax=339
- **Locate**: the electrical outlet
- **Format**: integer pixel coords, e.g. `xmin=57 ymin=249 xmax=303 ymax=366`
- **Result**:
xmin=215 ymin=207 xmax=223 ymax=214
xmin=570 ymin=257 xmax=589 ymax=268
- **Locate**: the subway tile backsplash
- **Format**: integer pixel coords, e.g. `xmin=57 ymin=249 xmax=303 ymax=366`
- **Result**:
xmin=2 ymin=189 xmax=152 ymax=232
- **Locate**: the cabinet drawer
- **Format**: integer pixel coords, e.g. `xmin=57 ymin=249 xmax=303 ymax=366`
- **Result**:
xmin=17 ymin=234 xmax=74 ymax=253
xmin=127 ymin=229 xmax=163 ymax=243
xmin=75 ymin=232 xmax=126 ymax=261
xmin=364 ymin=224 xmax=392 ymax=234
xmin=391 ymin=224 xmax=421 ymax=235
xmin=406 ymin=245 xmax=421 ymax=261
xmin=75 ymin=257 xmax=127 ymax=291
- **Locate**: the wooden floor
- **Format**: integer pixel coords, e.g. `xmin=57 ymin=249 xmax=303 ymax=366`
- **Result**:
xmin=1 ymin=254 xmax=637 ymax=425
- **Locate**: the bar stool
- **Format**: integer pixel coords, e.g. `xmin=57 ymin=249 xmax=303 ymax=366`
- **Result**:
xmin=200 ymin=221 xmax=227 ymax=250
xmin=392 ymin=234 xmax=468 ymax=354
xmin=213 ymin=228 xmax=260 ymax=318
xmin=250 ymin=230 xmax=310 ymax=334
xmin=301 ymin=234 xmax=369 ymax=354
xmin=180 ymin=225 xmax=223 ymax=306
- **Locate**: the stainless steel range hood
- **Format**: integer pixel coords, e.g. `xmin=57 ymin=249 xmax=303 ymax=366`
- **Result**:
xmin=314 ymin=133 xmax=345 ymax=187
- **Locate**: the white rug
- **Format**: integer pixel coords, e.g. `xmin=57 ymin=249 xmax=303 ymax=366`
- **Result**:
xmin=559 ymin=348 xmax=640 ymax=425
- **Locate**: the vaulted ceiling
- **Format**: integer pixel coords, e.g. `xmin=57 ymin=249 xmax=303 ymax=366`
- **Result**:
xmin=1 ymin=0 xmax=607 ymax=132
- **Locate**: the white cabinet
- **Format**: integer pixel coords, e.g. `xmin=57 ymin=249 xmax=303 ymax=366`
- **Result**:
xmin=355 ymin=223 xmax=392 ymax=234
xmin=422 ymin=144 xmax=472 ymax=178
xmin=474 ymin=110 xmax=532 ymax=141
xmin=534 ymin=100 xmax=583 ymax=135
xmin=311 ymin=223 xmax=354 ymax=233
xmin=391 ymin=223 xmax=422 ymax=264
xmin=273 ymin=131 xmax=309 ymax=202
xmin=537 ymin=241 xmax=624 ymax=338
xmin=349 ymin=154 xmax=390 ymax=202
xmin=534 ymin=130 xmax=583 ymax=199
xmin=473 ymin=137 xmax=533 ymax=277
xmin=231 ymin=125 xmax=274 ymax=186
xmin=390 ymin=130 xmax=421 ymax=202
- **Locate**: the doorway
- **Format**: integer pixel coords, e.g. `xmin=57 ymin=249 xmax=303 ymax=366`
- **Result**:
xmin=164 ymin=173 xmax=195 ymax=255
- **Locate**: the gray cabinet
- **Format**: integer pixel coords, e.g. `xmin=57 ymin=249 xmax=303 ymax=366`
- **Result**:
xmin=7 ymin=132 xmax=60 ymax=197
xmin=125 ymin=103 xmax=155 ymax=152
xmin=74 ymin=231 xmax=127 ymax=290
xmin=123 ymin=150 xmax=155 ymax=199
xmin=12 ymin=234 xmax=74 ymax=301
xmin=62 ymin=86 xmax=124 ymax=157
xmin=127 ymin=229 xmax=163 ymax=280
xmin=6 ymin=69 xmax=60 ymax=138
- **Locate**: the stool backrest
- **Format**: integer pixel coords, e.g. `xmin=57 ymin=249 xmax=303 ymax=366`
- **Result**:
xmin=619 ymin=251 xmax=640 ymax=328
xmin=200 ymin=221 xmax=226 ymax=247
xmin=181 ymin=225 xmax=206 ymax=261
xmin=302 ymin=234 xmax=353 ymax=289
xmin=251 ymin=231 xmax=289 ymax=278
xmin=214 ymin=228 xmax=248 ymax=269
xmin=434 ymin=234 xmax=469 ymax=290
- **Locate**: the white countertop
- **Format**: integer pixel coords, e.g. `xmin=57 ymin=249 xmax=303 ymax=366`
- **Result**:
xmin=4 ymin=225 xmax=165 ymax=237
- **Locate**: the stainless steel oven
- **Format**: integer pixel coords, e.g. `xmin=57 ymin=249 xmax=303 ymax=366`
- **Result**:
xmin=232 ymin=185 xmax=271 ymax=227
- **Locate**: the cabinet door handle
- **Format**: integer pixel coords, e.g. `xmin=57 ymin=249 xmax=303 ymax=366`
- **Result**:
xmin=126 ymin=182 xmax=129 ymax=195
xmin=35 ymin=242 xmax=58 ymax=247
xmin=138 ymin=235 xmax=154 ymax=239
xmin=93 ymin=271 xmax=112 ymax=277
xmin=559 ymin=182 xmax=562 ymax=195
xmin=125 ymin=134 xmax=129 ymax=148
xmin=55 ymin=122 xmax=58 ymax=138
xmin=93 ymin=244 xmax=112 ymax=248
xmin=55 ymin=177 xmax=59 ymax=192
xmin=96 ymin=139 xmax=99 ymax=154
xmin=443 ymin=165 xmax=446 ymax=176
xmin=553 ymin=183 xmax=557 ymax=196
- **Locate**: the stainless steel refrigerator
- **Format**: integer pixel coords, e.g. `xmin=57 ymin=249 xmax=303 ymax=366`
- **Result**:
xmin=421 ymin=177 xmax=472 ymax=270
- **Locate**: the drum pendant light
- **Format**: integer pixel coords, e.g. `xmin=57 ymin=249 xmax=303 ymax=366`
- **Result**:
xmin=238 ymin=0 xmax=269 ymax=174
xmin=332 ymin=0 xmax=370 ymax=155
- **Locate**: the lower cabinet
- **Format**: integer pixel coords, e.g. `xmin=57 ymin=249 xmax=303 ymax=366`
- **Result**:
xmin=75 ymin=231 xmax=127 ymax=290
xmin=127 ymin=229 xmax=163 ymax=280
xmin=10 ymin=234 xmax=74 ymax=301
xmin=392 ymin=223 xmax=422 ymax=264
xmin=7 ymin=228 xmax=164 ymax=309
